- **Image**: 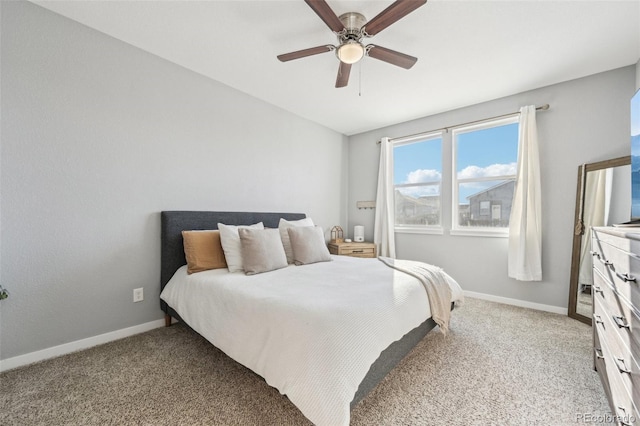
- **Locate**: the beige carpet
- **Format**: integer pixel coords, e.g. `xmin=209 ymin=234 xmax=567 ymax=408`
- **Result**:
xmin=0 ymin=298 xmax=609 ymax=425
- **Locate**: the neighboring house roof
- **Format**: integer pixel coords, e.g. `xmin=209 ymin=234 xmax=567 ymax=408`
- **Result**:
xmin=394 ymin=190 xmax=439 ymax=206
xmin=466 ymin=180 xmax=515 ymax=201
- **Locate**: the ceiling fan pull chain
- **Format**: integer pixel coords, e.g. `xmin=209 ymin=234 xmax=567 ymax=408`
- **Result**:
xmin=359 ymin=61 xmax=362 ymax=97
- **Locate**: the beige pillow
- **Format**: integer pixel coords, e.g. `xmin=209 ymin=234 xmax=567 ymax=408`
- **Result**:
xmin=218 ymin=222 xmax=264 ymax=272
xmin=287 ymin=226 xmax=332 ymax=266
xmin=278 ymin=217 xmax=314 ymax=264
xmin=238 ymin=228 xmax=288 ymax=275
xmin=182 ymin=230 xmax=227 ymax=274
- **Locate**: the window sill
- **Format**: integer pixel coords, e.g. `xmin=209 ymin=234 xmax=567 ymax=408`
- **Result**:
xmin=395 ymin=226 xmax=444 ymax=235
xmin=450 ymin=228 xmax=509 ymax=238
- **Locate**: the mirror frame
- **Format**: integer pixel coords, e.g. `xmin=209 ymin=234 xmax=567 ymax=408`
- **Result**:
xmin=568 ymin=155 xmax=631 ymax=325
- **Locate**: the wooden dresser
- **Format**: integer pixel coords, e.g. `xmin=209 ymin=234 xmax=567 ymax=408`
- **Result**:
xmin=591 ymin=227 xmax=640 ymax=424
xmin=327 ymin=241 xmax=377 ymax=258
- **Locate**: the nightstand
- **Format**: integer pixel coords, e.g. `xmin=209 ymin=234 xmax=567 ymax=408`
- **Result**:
xmin=328 ymin=241 xmax=377 ymax=258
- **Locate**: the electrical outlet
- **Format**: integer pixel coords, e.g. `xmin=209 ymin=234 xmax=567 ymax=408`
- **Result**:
xmin=133 ymin=287 xmax=144 ymax=303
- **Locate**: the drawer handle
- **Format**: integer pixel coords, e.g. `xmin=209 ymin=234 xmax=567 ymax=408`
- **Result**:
xmin=615 ymin=272 xmax=637 ymax=283
xmin=614 ymin=357 xmax=632 ymax=374
xmin=598 ymin=257 xmax=613 ymax=267
xmin=593 ymin=285 xmax=604 ymax=295
xmin=593 ymin=314 xmax=604 ymax=326
xmin=615 ymin=407 xmax=634 ymax=426
xmin=590 ymin=251 xmax=601 ymax=259
xmin=616 ymin=407 xmax=634 ymax=426
xmin=352 ymin=250 xmax=364 ymax=253
xmin=612 ymin=315 xmax=630 ymax=329
xmin=594 ymin=347 xmax=604 ymax=360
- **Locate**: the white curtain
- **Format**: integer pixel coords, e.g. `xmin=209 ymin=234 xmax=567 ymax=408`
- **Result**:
xmin=604 ymin=167 xmax=613 ymax=225
xmin=508 ymin=106 xmax=542 ymax=281
xmin=374 ymin=137 xmax=396 ymax=258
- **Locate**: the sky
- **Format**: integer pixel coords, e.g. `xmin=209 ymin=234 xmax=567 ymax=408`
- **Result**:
xmin=394 ymin=122 xmax=519 ymax=203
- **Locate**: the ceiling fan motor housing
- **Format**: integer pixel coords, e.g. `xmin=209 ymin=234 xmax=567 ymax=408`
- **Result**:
xmin=338 ymin=12 xmax=366 ymax=42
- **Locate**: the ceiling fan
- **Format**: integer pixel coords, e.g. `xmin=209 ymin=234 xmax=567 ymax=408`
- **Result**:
xmin=277 ymin=0 xmax=427 ymax=88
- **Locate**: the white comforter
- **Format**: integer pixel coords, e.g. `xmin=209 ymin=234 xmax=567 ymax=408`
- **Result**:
xmin=160 ymin=255 xmax=463 ymax=426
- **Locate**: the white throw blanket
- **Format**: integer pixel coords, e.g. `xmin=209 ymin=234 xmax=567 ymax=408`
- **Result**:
xmin=160 ymin=256 xmax=463 ymax=425
xmin=378 ymin=257 xmax=454 ymax=335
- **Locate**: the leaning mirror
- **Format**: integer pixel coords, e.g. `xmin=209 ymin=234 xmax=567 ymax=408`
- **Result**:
xmin=568 ymin=156 xmax=631 ymax=325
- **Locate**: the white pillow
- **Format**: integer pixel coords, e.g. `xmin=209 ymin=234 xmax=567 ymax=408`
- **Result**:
xmin=218 ymin=222 xmax=264 ymax=272
xmin=278 ymin=217 xmax=314 ymax=264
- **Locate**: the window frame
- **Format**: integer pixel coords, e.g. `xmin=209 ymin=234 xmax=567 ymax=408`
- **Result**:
xmin=450 ymin=116 xmax=519 ymax=238
xmin=392 ymin=131 xmax=444 ymax=235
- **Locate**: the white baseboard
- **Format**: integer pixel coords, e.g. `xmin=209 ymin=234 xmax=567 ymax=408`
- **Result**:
xmin=464 ymin=290 xmax=568 ymax=315
xmin=0 ymin=318 xmax=166 ymax=373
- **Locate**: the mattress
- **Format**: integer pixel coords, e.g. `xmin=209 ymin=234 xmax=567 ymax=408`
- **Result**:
xmin=160 ymin=255 xmax=463 ymax=425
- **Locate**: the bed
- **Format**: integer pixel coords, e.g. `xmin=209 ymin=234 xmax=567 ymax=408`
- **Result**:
xmin=159 ymin=211 xmax=463 ymax=425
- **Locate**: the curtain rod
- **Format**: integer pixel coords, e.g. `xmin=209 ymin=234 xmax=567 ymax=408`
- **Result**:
xmin=377 ymin=104 xmax=550 ymax=144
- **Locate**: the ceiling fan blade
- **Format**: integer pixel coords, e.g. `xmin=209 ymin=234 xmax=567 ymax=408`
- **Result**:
xmin=363 ymin=0 xmax=427 ymax=36
xmin=277 ymin=45 xmax=334 ymax=62
xmin=335 ymin=62 xmax=352 ymax=88
xmin=304 ymin=0 xmax=344 ymax=33
xmin=367 ymin=45 xmax=417 ymax=69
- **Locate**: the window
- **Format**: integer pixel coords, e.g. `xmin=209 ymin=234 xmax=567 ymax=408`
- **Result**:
xmin=393 ymin=132 xmax=443 ymax=233
xmin=452 ymin=117 xmax=519 ymax=236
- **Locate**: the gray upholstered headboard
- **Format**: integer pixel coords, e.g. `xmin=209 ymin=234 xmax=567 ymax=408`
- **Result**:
xmin=160 ymin=211 xmax=306 ymax=312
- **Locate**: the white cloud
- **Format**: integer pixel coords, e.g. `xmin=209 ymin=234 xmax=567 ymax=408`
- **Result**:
xmin=404 ymin=169 xmax=441 ymax=184
xmin=457 ymin=163 xmax=517 ymax=180
xmin=397 ymin=169 xmax=441 ymax=198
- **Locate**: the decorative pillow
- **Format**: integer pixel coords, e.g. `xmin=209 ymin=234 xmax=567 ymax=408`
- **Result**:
xmin=218 ymin=222 xmax=264 ymax=272
xmin=278 ymin=217 xmax=314 ymax=264
xmin=287 ymin=226 xmax=332 ymax=266
xmin=238 ymin=228 xmax=288 ymax=275
xmin=182 ymin=230 xmax=227 ymax=274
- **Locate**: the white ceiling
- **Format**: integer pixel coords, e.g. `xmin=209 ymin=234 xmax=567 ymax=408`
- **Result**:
xmin=32 ymin=0 xmax=640 ymax=135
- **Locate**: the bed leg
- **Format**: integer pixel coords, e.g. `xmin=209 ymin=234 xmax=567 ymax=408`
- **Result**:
xmin=164 ymin=314 xmax=172 ymax=327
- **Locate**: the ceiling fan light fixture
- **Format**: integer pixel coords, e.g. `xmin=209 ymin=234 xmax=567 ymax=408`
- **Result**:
xmin=337 ymin=41 xmax=364 ymax=64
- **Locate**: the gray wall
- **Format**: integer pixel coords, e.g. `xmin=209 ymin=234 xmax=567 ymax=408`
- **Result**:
xmin=0 ymin=1 xmax=347 ymax=360
xmin=347 ymin=66 xmax=636 ymax=310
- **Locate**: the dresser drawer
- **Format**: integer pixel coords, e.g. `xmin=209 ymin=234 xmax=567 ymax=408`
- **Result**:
xmin=593 ymin=268 xmax=640 ymax=360
xmin=340 ymin=247 xmax=375 ymax=256
xmin=606 ymin=366 xmax=639 ymax=426
xmin=594 ymin=296 xmax=640 ymax=412
xmin=328 ymin=243 xmax=377 ymax=258
xmin=595 ymin=326 xmax=639 ymax=426
xmin=592 ymin=230 xmax=640 ymax=311
xmin=596 ymin=321 xmax=640 ymax=425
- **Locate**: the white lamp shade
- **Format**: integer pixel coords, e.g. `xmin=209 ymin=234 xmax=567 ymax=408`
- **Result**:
xmin=354 ymin=225 xmax=365 ymax=242
xmin=337 ymin=42 xmax=364 ymax=64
